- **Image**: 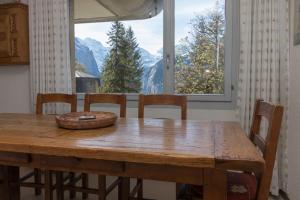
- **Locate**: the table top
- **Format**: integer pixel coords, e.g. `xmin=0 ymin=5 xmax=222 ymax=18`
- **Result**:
xmin=0 ymin=114 xmax=265 ymax=172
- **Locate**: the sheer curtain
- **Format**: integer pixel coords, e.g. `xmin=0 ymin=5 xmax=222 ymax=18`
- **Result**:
xmin=28 ymin=0 xmax=72 ymax=114
xmin=237 ymin=0 xmax=289 ymax=195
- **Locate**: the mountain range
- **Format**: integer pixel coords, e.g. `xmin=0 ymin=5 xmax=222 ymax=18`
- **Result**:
xmin=75 ymin=37 xmax=163 ymax=93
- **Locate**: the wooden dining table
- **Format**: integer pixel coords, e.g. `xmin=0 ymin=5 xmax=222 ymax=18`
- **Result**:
xmin=0 ymin=113 xmax=265 ymax=200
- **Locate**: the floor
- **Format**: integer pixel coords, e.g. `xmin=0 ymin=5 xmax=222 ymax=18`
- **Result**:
xmin=21 ymin=196 xmax=284 ymax=200
xmin=21 ymin=191 xmax=285 ymax=200
xmin=269 ymin=196 xmax=286 ymax=200
xmin=20 ymin=169 xmax=287 ymax=200
xmin=21 ymin=196 xmax=285 ymax=200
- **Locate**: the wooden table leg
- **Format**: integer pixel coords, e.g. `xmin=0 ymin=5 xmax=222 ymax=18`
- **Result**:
xmin=203 ymin=169 xmax=227 ymax=200
xmin=118 ymin=177 xmax=130 ymax=200
xmin=0 ymin=166 xmax=20 ymax=200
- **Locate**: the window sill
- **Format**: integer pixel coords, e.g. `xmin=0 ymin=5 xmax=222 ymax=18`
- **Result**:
xmin=76 ymin=93 xmax=235 ymax=110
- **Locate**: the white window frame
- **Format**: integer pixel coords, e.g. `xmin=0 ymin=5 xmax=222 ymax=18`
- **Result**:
xmin=70 ymin=0 xmax=238 ymax=103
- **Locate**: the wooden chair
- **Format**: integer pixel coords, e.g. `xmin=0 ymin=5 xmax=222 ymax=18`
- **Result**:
xmin=35 ymin=93 xmax=77 ymax=115
xmin=178 ymin=99 xmax=284 ymax=200
xmin=138 ymin=94 xmax=187 ymax=120
xmin=137 ymin=94 xmax=187 ymax=199
xmin=226 ymin=99 xmax=283 ymax=200
xmin=19 ymin=93 xmax=78 ymax=200
xmin=84 ymin=93 xmax=126 ymax=117
xmin=62 ymin=93 xmax=126 ymax=200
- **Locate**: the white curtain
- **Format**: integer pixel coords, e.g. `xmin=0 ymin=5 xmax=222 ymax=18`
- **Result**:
xmin=237 ymin=0 xmax=289 ymax=196
xmin=29 ymin=0 xmax=72 ymax=114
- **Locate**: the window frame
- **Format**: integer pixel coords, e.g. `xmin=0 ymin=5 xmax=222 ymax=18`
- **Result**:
xmin=70 ymin=0 xmax=238 ymax=103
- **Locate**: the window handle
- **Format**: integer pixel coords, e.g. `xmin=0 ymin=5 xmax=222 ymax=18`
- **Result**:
xmin=166 ymin=54 xmax=170 ymax=70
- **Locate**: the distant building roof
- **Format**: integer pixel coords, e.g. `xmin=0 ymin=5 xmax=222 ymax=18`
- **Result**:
xmin=75 ymin=71 xmax=99 ymax=78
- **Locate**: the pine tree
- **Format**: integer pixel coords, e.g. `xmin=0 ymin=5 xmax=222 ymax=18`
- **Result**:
xmin=101 ymin=21 xmax=126 ymax=93
xmin=124 ymin=27 xmax=143 ymax=92
xmin=101 ymin=22 xmax=143 ymax=93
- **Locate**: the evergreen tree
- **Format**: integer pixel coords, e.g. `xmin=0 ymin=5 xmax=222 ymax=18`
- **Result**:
xmin=101 ymin=22 xmax=143 ymax=93
xmin=123 ymin=27 xmax=143 ymax=92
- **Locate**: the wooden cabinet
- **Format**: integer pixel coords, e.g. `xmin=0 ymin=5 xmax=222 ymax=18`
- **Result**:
xmin=0 ymin=3 xmax=29 ymax=65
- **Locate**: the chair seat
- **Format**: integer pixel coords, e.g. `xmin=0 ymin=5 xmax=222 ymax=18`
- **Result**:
xmin=177 ymin=172 xmax=257 ymax=200
xmin=227 ymin=171 xmax=257 ymax=200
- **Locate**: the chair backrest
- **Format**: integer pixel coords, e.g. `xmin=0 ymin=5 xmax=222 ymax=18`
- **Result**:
xmin=36 ymin=93 xmax=77 ymax=115
xmin=250 ymin=100 xmax=284 ymax=200
xmin=84 ymin=93 xmax=127 ymax=118
xmin=138 ymin=94 xmax=187 ymax=120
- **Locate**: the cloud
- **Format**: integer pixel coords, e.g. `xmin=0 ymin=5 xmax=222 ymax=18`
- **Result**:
xmin=75 ymin=23 xmax=111 ymax=47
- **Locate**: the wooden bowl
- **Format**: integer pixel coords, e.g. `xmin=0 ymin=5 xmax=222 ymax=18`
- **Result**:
xmin=56 ymin=112 xmax=117 ymax=130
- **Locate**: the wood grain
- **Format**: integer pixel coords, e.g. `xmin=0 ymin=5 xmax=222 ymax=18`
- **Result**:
xmin=214 ymin=121 xmax=265 ymax=173
xmin=0 ymin=113 xmax=267 ymax=200
xmin=0 ymin=114 xmax=213 ymax=168
xmin=0 ymin=114 xmax=264 ymax=171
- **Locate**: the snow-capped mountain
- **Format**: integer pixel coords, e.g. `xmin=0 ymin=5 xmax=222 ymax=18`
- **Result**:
xmin=139 ymin=48 xmax=161 ymax=68
xmin=142 ymin=59 xmax=164 ymax=94
xmin=75 ymin=38 xmax=100 ymax=77
xmin=81 ymin=38 xmax=109 ymax=73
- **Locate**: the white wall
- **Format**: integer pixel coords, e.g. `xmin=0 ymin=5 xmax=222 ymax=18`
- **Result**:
xmin=288 ymin=1 xmax=300 ymax=199
xmin=0 ymin=66 xmax=31 ymax=113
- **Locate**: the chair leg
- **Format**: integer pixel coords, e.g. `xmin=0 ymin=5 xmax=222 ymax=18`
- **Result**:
xmin=34 ymin=168 xmax=42 ymax=195
xmin=98 ymin=175 xmax=106 ymax=200
xmin=82 ymin=173 xmax=89 ymax=199
xmin=118 ymin=177 xmax=130 ymax=200
xmin=137 ymin=179 xmax=143 ymax=198
xmin=69 ymin=172 xmax=76 ymax=199
xmin=45 ymin=170 xmax=53 ymax=200
xmin=56 ymin=172 xmax=64 ymax=200
xmin=176 ymin=183 xmax=182 ymax=200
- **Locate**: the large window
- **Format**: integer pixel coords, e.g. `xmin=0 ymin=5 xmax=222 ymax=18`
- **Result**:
xmin=72 ymin=0 xmax=234 ymax=101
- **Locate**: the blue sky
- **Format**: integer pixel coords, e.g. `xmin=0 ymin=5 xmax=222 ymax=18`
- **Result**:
xmin=75 ymin=0 xmax=219 ymax=55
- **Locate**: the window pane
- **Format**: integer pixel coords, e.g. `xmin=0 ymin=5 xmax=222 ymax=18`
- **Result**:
xmin=74 ymin=11 xmax=163 ymax=94
xmin=175 ymin=0 xmax=225 ymax=95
